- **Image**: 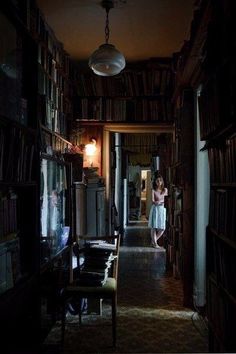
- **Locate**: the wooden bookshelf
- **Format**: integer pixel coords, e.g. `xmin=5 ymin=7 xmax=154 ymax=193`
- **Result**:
xmin=173 ymin=0 xmax=236 ymax=351
xmin=75 ymin=59 xmax=174 ymax=124
xmin=35 ymin=6 xmax=75 ymax=136
xmin=166 ymin=184 xmax=183 ymax=279
xmin=201 ymin=3 xmax=236 ymax=342
xmin=206 ymin=134 xmax=236 ymax=352
xmin=0 ymin=2 xmax=77 ymax=351
xmin=75 ymin=95 xmax=173 ymax=123
xmin=0 ymin=5 xmax=41 ymax=350
xmin=166 ymin=88 xmax=194 ymax=308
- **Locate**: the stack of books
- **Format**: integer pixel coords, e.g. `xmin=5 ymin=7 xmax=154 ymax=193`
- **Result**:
xmin=87 ymin=240 xmax=116 ymax=251
xmin=78 ymin=241 xmax=117 ymax=286
xmin=83 ymin=167 xmax=104 ymax=186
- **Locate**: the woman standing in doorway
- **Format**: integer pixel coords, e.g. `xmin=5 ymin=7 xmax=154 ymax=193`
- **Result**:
xmin=148 ymin=174 xmax=168 ymax=248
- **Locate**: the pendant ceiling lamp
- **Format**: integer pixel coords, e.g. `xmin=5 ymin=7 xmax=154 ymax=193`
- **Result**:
xmin=88 ymin=0 xmax=126 ymax=76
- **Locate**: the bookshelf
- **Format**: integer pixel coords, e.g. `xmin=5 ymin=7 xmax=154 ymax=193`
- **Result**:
xmin=198 ymin=59 xmax=236 ymax=142
xmin=36 ymin=16 xmax=74 ymax=136
xmin=166 ymin=183 xmax=183 ymax=279
xmin=0 ymin=1 xmax=77 ymax=350
xmin=166 ymin=89 xmax=194 ymax=308
xmin=0 ymin=4 xmax=40 ymax=349
xmin=75 ymin=59 xmax=174 ymax=123
xmin=175 ymin=0 xmax=236 ymax=351
xmin=35 ymin=8 xmax=79 ymax=345
xmin=206 ymin=134 xmax=236 ymax=352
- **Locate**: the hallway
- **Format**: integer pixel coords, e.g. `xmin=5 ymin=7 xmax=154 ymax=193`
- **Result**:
xmin=117 ymin=226 xmax=208 ymax=353
xmin=44 ymin=226 xmax=208 ymax=353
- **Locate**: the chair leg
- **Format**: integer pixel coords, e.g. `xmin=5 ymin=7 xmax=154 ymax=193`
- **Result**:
xmin=112 ymin=294 xmax=117 ymax=347
xmin=61 ymin=300 xmax=66 ymax=345
xmin=79 ymin=298 xmax=82 ymax=325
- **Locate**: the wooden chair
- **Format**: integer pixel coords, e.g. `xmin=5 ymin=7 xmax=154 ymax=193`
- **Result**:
xmin=60 ymin=234 xmax=120 ymax=347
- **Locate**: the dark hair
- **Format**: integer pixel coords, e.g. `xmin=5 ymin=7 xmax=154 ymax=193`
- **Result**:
xmin=152 ymin=174 xmax=165 ymax=193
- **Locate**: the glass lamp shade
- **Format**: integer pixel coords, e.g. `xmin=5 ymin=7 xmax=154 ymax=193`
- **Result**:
xmin=85 ymin=143 xmax=97 ymax=156
xmin=88 ymin=43 xmax=126 ymax=76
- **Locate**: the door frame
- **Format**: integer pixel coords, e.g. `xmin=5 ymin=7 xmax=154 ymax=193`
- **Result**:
xmin=102 ymin=123 xmax=175 ymax=233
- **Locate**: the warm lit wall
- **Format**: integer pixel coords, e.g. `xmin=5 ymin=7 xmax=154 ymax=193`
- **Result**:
xmin=80 ymin=124 xmax=103 ymax=175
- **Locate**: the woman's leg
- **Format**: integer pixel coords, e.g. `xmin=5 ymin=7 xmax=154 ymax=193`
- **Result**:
xmin=151 ymin=228 xmax=157 ymax=246
xmin=156 ymin=229 xmax=164 ymax=244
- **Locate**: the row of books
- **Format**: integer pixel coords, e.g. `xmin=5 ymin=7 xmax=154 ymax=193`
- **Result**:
xmin=167 ymin=226 xmax=181 ymax=250
xmin=40 ymin=128 xmax=71 ymax=156
xmin=209 ymin=189 xmax=236 ymax=242
xmin=15 ymin=0 xmax=71 ymax=75
xmin=198 ymin=60 xmax=235 ymax=140
xmin=167 ymin=210 xmax=182 ymax=232
xmin=166 ymin=166 xmax=182 ymax=190
xmin=38 ymin=95 xmax=68 ymax=135
xmin=165 ymin=103 xmax=184 ymax=282
xmin=208 ymin=276 xmax=236 ymax=351
xmin=38 ymin=43 xmax=71 ymax=83
xmin=198 ymin=75 xmax=221 ymax=140
xmin=34 ymin=2 xmax=74 ymax=137
xmin=38 ymin=63 xmax=72 ymax=136
xmin=38 ymin=66 xmax=63 ymax=107
xmin=207 ymin=276 xmax=228 ymax=344
xmin=38 ymin=62 xmax=72 ymax=99
xmin=174 ymin=136 xmax=181 ymax=165
xmin=0 ymin=124 xmax=35 ymax=183
xmin=168 ymin=186 xmax=182 ymax=211
xmin=166 ymin=186 xmax=182 ymax=229
xmin=0 ymin=190 xmax=18 ymax=241
xmin=167 ymin=243 xmax=175 ymax=264
xmin=37 ymin=15 xmax=70 ymax=76
xmin=167 ymin=243 xmax=182 ymax=279
xmin=169 ymin=136 xmax=181 ymax=166
xmin=215 ymin=242 xmax=236 ymax=299
xmin=166 ymin=181 xmax=184 ymax=280
xmin=76 ymin=67 xmax=173 ymax=97
xmin=208 ymin=135 xmax=236 ymax=183
xmin=76 ymin=97 xmax=173 ymax=122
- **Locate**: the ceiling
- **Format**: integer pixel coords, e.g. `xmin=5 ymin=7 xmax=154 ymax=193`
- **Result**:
xmin=37 ymin=0 xmax=195 ymax=64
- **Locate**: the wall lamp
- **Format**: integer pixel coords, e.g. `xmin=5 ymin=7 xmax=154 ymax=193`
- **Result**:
xmin=85 ymin=138 xmax=97 ymax=166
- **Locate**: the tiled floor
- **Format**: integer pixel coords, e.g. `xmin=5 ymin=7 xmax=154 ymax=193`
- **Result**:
xmin=116 ymin=225 xmax=208 ymax=353
xmin=44 ymin=224 xmax=209 ymax=353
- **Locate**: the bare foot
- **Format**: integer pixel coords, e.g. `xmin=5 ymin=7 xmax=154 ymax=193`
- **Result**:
xmin=151 ymin=243 xmax=161 ymax=249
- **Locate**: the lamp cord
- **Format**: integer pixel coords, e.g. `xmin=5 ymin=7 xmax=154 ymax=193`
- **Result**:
xmin=105 ymin=8 xmax=110 ymax=44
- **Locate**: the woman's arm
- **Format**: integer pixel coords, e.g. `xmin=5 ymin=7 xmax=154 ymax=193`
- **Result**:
xmin=151 ymin=189 xmax=156 ymax=204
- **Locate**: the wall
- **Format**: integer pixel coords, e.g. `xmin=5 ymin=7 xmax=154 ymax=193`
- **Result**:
xmin=80 ymin=124 xmax=103 ymax=175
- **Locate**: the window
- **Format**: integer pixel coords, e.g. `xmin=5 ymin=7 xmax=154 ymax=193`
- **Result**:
xmin=40 ymin=157 xmax=69 ymax=264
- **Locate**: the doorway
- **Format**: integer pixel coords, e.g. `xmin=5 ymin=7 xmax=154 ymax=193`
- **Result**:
xmin=127 ymin=166 xmax=151 ymax=223
xmin=102 ymin=123 xmax=175 ymax=233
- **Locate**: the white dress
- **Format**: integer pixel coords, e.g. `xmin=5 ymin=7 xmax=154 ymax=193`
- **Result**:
xmin=148 ymin=188 xmax=168 ymax=230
